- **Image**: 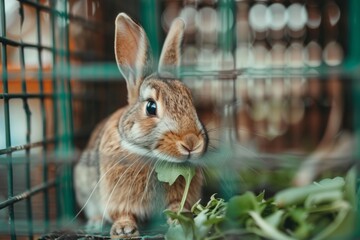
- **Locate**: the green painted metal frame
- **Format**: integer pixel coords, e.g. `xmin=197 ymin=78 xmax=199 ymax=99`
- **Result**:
xmin=0 ymin=0 xmax=75 ymax=239
xmin=140 ymin=0 xmax=160 ymax=63
xmin=0 ymin=0 xmax=15 ymax=238
xmin=348 ymin=0 xmax=360 ymax=238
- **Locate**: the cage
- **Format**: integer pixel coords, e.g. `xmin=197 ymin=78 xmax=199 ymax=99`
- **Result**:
xmin=0 ymin=0 xmax=359 ymax=239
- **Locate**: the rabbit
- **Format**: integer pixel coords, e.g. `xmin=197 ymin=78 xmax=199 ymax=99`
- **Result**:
xmin=74 ymin=13 xmax=208 ymax=238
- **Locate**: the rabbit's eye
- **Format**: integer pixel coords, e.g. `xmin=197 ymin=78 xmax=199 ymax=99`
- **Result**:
xmin=146 ymin=100 xmax=157 ymax=116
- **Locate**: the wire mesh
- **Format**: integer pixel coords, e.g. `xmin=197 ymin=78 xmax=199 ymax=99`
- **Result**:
xmin=0 ymin=0 xmax=359 ymax=239
xmin=0 ymin=0 xmax=77 ymax=238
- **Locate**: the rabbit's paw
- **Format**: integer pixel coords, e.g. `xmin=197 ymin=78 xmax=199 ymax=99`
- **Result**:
xmin=110 ymin=219 xmax=139 ymax=238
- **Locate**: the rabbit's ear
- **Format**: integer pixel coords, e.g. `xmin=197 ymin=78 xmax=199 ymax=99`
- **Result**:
xmin=158 ymin=18 xmax=185 ymax=77
xmin=115 ymin=13 xmax=153 ymax=104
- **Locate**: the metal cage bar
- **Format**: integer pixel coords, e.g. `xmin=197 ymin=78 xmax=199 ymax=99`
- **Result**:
xmin=34 ymin=0 xmax=51 ymax=233
xmin=0 ymin=0 xmax=16 ymax=238
xmin=348 ymin=0 xmax=360 ymax=238
xmin=56 ymin=0 xmax=75 ymax=220
xmin=19 ymin=16 xmax=34 ymax=239
xmin=140 ymin=0 xmax=160 ymax=63
xmin=0 ymin=0 xmax=76 ymax=238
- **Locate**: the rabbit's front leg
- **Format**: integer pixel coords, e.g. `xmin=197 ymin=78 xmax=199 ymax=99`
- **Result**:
xmin=110 ymin=212 xmax=139 ymax=237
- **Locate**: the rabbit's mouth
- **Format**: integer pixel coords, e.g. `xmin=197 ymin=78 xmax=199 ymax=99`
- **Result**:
xmin=177 ymin=133 xmax=206 ymax=159
xmin=153 ymin=131 xmax=207 ymax=163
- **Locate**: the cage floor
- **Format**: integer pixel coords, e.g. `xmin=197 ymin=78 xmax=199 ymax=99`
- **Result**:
xmin=40 ymin=231 xmax=165 ymax=240
xmin=39 ymin=222 xmax=167 ymax=240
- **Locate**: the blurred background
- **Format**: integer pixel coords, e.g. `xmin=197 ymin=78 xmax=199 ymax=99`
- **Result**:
xmin=0 ymin=0 xmax=359 ymax=239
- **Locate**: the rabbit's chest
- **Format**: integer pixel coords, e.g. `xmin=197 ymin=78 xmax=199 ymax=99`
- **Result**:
xmin=100 ymin=162 xmax=167 ymax=216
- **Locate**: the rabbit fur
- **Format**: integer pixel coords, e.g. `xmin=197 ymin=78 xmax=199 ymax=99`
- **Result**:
xmin=74 ymin=13 xmax=208 ymax=237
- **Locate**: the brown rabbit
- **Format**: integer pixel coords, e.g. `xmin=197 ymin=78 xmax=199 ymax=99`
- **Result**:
xmin=74 ymin=13 xmax=208 ymax=237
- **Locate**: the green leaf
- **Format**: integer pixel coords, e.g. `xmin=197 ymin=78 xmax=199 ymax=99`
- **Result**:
xmin=194 ymin=211 xmax=211 ymax=239
xmin=287 ymin=208 xmax=308 ymax=224
xmin=249 ymin=211 xmax=295 ymax=240
xmin=264 ymin=210 xmax=285 ymax=228
xmin=274 ymin=177 xmax=345 ymax=207
xmin=165 ymin=210 xmax=195 ymax=239
xmin=226 ymin=192 xmax=260 ymax=222
xmin=311 ymin=202 xmax=353 ymax=240
xmin=344 ymin=167 xmax=357 ymax=208
xmin=203 ymin=216 xmax=225 ymax=225
xmin=304 ymin=190 xmax=343 ymax=209
xmin=156 ymin=162 xmax=196 ymax=213
xmin=286 ymin=208 xmax=312 ymax=239
xmin=191 ymin=199 xmax=204 ymax=215
xmin=166 ymin=224 xmax=193 ymax=240
xmin=256 ymin=191 xmax=265 ymax=202
xmin=155 ymin=162 xmax=195 ymax=186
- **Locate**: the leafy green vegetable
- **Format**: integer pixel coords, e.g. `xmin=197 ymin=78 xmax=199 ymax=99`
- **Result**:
xmin=155 ymin=162 xmax=195 ymax=186
xmin=165 ymin=224 xmax=191 ymax=240
xmin=274 ymin=177 xmax=345 ymax=207
xmin=248 ymin=211 xmax=295 ymax=240
xmin=155 ymin=162 xmax=196 ymax=214
xmin=264 ymin=210 xmax=285 ymax=228
xmin=166 ymin=194 xmax=227 ymax=240
xmin=226 ymin=192 xmax=260 ymax=222
xmin=164 ymin=168 xmax=357 ymax=240
xmin=165 ymin=210 xmax=195 ymax=240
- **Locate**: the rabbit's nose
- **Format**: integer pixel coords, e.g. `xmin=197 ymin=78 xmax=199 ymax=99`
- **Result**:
xmin=178 ymin=133 xmax=204 ymax=156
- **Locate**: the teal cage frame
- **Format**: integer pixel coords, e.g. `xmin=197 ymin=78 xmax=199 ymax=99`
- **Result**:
xmin=0 ymin=0 xmax=360 ymax=239
xmin=0 ymin=0 xmax=78 ymax=238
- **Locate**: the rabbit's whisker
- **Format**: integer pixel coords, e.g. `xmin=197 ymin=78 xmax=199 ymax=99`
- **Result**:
xmin=100 ymin=156 xmax=143 ymax=233
xmin=199 ymin=167 xmax=207 ymax=186
xmin=125 ymin=156 xmax=152 ymax=211
xmin=71 ymin=151 xmax=134 ymax=224
xmin=140 ymin=158 xmax=159 ymax=205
